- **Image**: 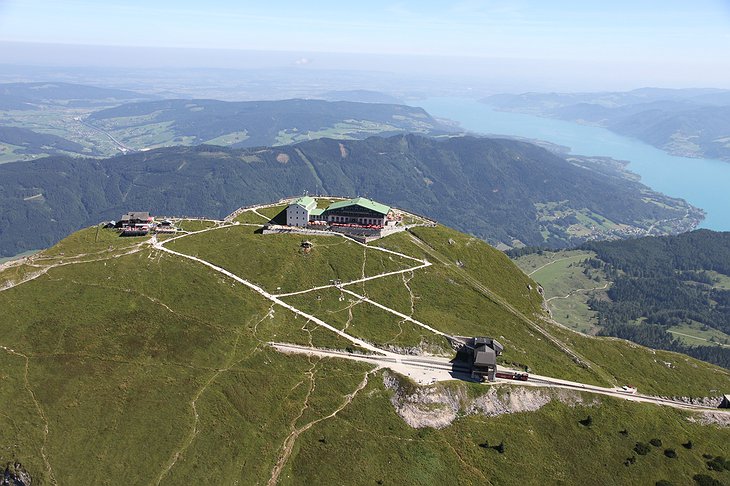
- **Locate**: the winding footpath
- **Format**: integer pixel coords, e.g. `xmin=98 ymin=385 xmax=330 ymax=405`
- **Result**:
xmin=546 ymin=282 xmax=610 ymax=302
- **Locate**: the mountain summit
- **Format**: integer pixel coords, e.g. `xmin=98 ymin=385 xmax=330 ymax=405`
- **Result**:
xmin=0 ymin=198 xmax=727 ymax=484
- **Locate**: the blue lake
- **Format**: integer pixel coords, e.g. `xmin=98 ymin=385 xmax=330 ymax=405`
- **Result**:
xmin=417 ymin=98 xmax=730 ymax=231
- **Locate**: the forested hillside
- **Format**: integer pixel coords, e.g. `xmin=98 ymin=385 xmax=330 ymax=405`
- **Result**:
xmin=0 ymin=134 xmax=701 ymax=257
xmin=511 ymin=231 xmax=730 ymax=368
xmin=0 ymin=126 xmax=91 ymax=158
xmin=582 ymin=230 xmax=730 ymax=367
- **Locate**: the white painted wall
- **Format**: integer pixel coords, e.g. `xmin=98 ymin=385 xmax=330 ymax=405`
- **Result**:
xmin=286 ymin=204 xmax=310 ymax=227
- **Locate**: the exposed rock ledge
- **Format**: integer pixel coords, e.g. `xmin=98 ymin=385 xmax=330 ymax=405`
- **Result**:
xmin=687 ymin=411 xmax=730 ymax=428
xmin=383 ymin=371 xmax=590 ymax=429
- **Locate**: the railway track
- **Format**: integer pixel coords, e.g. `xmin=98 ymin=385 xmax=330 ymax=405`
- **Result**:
xmin=271 ymin=343 xmax=727 ymax=412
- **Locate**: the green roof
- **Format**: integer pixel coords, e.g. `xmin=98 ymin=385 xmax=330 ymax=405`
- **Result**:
xmin=291 ymin=196 xmax=317 ymax=211
xmin=310 ymin=208 xmax=325 ymax=216
xmin=326 ymin=197 xmax=391 ymax=215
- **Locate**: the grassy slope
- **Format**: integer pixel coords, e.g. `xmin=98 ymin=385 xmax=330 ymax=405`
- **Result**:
xmin=0 ymin=228 xmax=376 ymax=484
xmin=174 ymin=219 xmax=219 ymax=232
xmin=1 ymin=223 xmax=728 ymax=484
xmin=667 ymin=321 xmax=730 ymax=347
xmin=256 ymin=204 xmax=288 ymax=221
xmin=166 ymin=225 xmax=416 ymax=294
xmin=286 ymin=375 xmax=730 ymax=486
xmin=232 ymin=208 xmax=271 ymax=224
xmin=514 ymin=250 xmax=606 ymax=333
xmin=515 ymin=251 xmax=597 ymax=299
xmin=370 ymin=227 xmax=730 ymax=396
xmin=283 ymin=287 xmax=452 ymax=353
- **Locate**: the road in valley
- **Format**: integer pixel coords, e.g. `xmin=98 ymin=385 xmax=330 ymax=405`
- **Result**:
xmin=75 ymin=116 xmax=136 ymax=153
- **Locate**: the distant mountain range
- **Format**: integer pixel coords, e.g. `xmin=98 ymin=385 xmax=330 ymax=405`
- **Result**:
xmin=316 ymin=89 xmax=404 ymax=104
xmin=85 ymin=98 xmax=452 ymax=149
xmin=0 ymin=81 xmax=156 ymax=110
xmin=0 ymin=134 xmax=701 ymax=257
xmin=0 ymin=82 xmax=455 ymax=164
xmin=483 ymin=88 xmax=730 ymax=161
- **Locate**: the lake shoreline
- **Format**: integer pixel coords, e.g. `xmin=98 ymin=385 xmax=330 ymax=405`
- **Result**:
xmin=483 ymin=105 xmax=730 ymax=164
xmin=416 ymin=97 xmax=730 ymax=231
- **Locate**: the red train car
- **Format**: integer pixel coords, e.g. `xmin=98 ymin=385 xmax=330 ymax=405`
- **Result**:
xmin=495 ymin=371 xmax=529 ymax=381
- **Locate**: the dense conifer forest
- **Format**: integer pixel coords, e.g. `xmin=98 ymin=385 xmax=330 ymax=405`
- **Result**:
xmin=582 ymin=231 xmax=730 ymax=368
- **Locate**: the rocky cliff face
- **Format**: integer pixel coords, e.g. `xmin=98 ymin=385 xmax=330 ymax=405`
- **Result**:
xmin=383 ymin=372 xmax=590 ymax=429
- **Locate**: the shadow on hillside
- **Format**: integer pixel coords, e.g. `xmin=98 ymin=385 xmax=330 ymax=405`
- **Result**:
xmin=448 ymin=346 xmax=481 ymax=382
xmin=269 ymin=208 xmax=287 ymax=225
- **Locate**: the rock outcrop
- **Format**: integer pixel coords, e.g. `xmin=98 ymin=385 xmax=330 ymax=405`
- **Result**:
xmin=2 ymin=462 xmax=31 ymax=486
xmin=383 ymin=372 xmax=588 ymax=429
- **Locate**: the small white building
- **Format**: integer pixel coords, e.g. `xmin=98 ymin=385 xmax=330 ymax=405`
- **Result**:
xmin=286 ymin=196 xmax=318 ymax=227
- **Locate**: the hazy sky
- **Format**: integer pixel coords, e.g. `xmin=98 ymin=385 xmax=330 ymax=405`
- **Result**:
xmin=1 ymin=0 xmax=730 ymax=89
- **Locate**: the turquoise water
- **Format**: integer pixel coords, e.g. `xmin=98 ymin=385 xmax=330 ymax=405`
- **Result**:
xmin=418 ymin=98 xmax=730 ymax=231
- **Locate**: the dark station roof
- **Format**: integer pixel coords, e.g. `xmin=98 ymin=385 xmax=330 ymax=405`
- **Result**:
xmin=721 ymin=395 xmax=730 ymax=409
xmin=474 ymin=337 xmax=504 ymax=355
xmin=473 ymin=345 xmax=496 ymax=367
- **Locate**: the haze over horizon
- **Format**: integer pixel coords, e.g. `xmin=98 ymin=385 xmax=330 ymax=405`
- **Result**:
xmin=1 ymin=0 xmax=730 ymax=91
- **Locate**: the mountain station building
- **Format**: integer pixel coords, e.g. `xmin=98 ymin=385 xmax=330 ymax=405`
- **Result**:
xmin=116 ymin=211 xmax=153 ymax=227
xmin=471 ymin=337 xmax=504 ymax=382
xmin=286 ymin=196 xmax=393 ymax=228
xmin=115 ymin=211 xmax=154 ymax=236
